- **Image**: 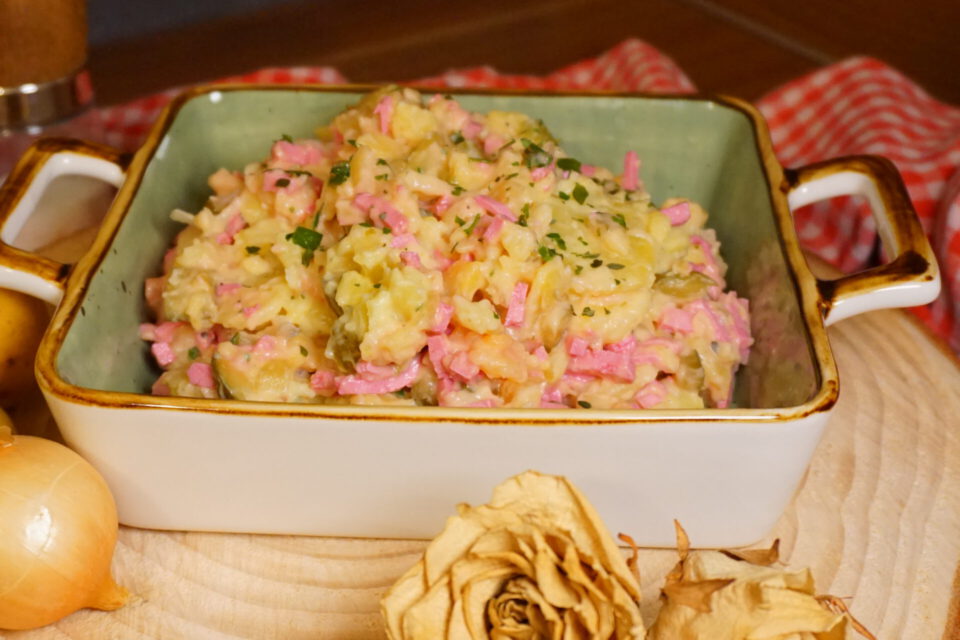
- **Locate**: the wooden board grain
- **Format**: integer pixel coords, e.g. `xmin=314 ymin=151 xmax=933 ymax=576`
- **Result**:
xmin=4 ymin=305 xmax=959 ymax=639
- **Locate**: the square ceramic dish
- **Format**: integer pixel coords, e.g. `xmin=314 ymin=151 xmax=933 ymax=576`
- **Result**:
xmin=0 ymin=86 xmax=939 ymax=547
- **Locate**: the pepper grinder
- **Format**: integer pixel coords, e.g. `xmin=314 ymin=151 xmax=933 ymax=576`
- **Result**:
xmin=0 ymin=0 xmax=99 ymax=179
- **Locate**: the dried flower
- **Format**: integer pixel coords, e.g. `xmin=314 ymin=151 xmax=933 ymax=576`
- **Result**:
xmin=381 ymin=471 xmax=646 ymax=639
xmin=647 ymin=522 xmax=875 ymax=640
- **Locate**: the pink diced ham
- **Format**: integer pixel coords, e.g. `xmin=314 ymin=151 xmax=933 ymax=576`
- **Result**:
xmin=187 ymin=362 xmax=216 ymax=389
xmin=690 ymin=235 xmax=723 ymax=285
xmin=270 ymin=140 xmax=323 ymax=166
xmin=400 ymin=251 xmax=423 ymax=268
xmin=309 ymin=369 xmax=336 ymax=393
xmin=567 ymin=336 xmax=591 ymax=357
xmin=504 ymin=282 xmax=529 ymax=328
xmin=336 ymin=356 xmax=420 ymax=395
xmin=217 ymin=213 xmax=246 ymax=245
xmin=355 ymin=361 xmax=397 ymax=378
xmin=354 ymin=193 xmax=409 ymax=233
xmin=483 ymin=134 xmax=505 ymax=156
xmin=431 ymin=303 xmax=454 ymax=333
xmin=216 ymin=283 xmax=242 ymax=297
xmin=151 ymin=342 xmax=176 ymax=367
xmin=462 ymin=119 xmax=483 ymax=139
xmin=634 ymin=380 xmax=666 ymax=409
xmin=448 ymin=351 xmax=479 ymax=381
xmin=390 ymin=233 xmax=415 ymax=248
xmin=482 ymin=216 xmax=504 ymax=241
xmin=242 ymin=305 xmax=260 ymax=318
xmin=580 ymin=164 xmax=596 ymax=177
xmin=473 ymin=195 xmax=518 ymax=222
xmin=566 ymin=348 xmax=635 ymax=383
xmin=195 ymin=331 xmax=215 ymax=350
xmin=151 ymin=379 xmax=171 ymax=396
xmin=427 ymin=335 xmax=449 ymax=376
xmin=162 ymin=248 xmax=177 ymax=273
xmin=622 ymin=150 xmax=639 ymax=191
xmin=374 ymin=95 xmax=394 ymax=135
xmin=154 ymin=321 xmax=185 ymax=343
xmin=433 ymin=195 xmax=454 ymax=214
xmin=530 ymin=163 xmax=554 ymax=182
xmin=662 ymin=201 xmax=691 ymax=226
xmin=659 ymin=307 xmax=694 ymax=334
xmin=253 ymin=335 xmax=278 ymax=355
xmin=139 ymin=323 xmax=157 ymax=341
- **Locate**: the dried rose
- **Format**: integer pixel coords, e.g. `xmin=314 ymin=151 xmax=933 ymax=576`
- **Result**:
xmin=647 ymin=523 xmax=874 ymax=640
xmin=381 ymin=471 xmax=646 ymax=639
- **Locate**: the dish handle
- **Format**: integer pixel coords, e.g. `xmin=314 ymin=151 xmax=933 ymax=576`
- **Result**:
xmin=785 ymin=155 xmax=940 ymax=326
xmin=0 ymin=137 xmax=128 ymax=304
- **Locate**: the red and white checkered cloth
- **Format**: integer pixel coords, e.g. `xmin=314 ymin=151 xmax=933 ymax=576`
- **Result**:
xmin=98 ymin=39 xmax=960 ymax=352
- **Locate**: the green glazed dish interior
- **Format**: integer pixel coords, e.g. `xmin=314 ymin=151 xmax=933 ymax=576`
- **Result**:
xmin=56 ymin=89 xmax=818 ymax=409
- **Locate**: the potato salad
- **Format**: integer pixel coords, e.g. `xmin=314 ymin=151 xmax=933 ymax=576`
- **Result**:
xmin=141 ymin=87 xmax=752 ymax=409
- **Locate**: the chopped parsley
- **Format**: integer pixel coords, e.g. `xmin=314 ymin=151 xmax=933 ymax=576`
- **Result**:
xmin=518 ymin=203 xmax=530 ymax=227
xmin=611 ymin=213 xmax=627 ymax=228
xmin=275 ymin=178 xmax=290 ymax=188
xmin=557 ymin=157 xmax=582 ymax=172
xmin=574 ymin=265 xmax=583 ymax=274
xmin=230 ymin=333 xmax=241 ymax=345
xmin=347 ymin=139 xmax=357 ymax=146
xmin=455 ymin=216 xmax=466 ymax=227
xmin=299 ymin=346 xmax=309 ymax=357
xmin=520 ymin=138 xmax=551 ymax=169
xmin=187 ymin=346 xmax=200 ymax=360
xmin=607 ymin=263 xmax=625 ymax=270
xmin=328 ymin=161 xmax=351 ymax=185
xmin=245 ymin=246 xmax=261 ymax=255
xmin=376 ymin=158 xmax=388 ymax=166
xmin=373 ymin=283 xmax=381 ymax=288
xmin=572 ymin=183 xmax=588 ymax=205
xmin=590 ymin=258 xmax=603 ymax=268
xmin=451 ymin=184 xmax=465 ymax=196
xmin=581 ymin=307 xmax=595 ymax=317
xmin=557 ymin=192 xmax=570 ymax=201
xmin=279 ymin=134 xmax=293 ymax=143
xmin=450 ymin=131 xmax=465 ymax=144
xmin=538 ymin=245 xmax=558 ymax=261
xmin=577 ymin=400 xmax=592 ymax=409
xmin=375 ymin=173 xmax=389 ymax=180
xmin=286 ymin=226 xmax=323 ymax=266
xmin=546 ymin=232 xmax=566 ymax=250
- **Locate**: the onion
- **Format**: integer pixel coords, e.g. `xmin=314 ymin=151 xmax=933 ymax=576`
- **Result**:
xmin=0 ymin=410 xmax=129 ymax=630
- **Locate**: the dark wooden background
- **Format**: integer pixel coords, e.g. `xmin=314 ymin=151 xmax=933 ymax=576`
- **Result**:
xmin=87 ymin=0 xmax=960 ymax=107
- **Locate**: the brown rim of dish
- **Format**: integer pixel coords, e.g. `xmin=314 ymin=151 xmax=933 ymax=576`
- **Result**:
xmin=33 ymin=84 xmax=839 ymax=424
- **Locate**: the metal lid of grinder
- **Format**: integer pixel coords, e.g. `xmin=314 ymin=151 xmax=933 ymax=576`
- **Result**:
xmin=0 ymin=0 xmax=93 ymax=132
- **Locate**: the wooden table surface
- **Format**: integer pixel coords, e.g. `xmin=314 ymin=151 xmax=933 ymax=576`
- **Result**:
xmin=87 ymin=0 xmax=960 ymax=107
xmin=4 ymin=303 xmax=960 ymax=639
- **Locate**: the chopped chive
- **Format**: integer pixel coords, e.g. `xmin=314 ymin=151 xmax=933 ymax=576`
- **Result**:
xmin=376 ymin=158 xmax=388 ymax=166
xmin=520 ymin=138 xmax=551 ymax=169
xmin=557 ymin=157 xmax=582 ymax=172
xmin=230 ymin=333 xmax=241 ymax=345
xmin=187 ymin=346 xmax=200 ymax=360
xmin=280 ymin=134 xmax=293 ymax=143
xmin=245 ymin=246 xmax=260 ymax=255
xmin=611 ymin=213 xmax=627 ymax=228
xmin=546 ymin=232 xmax=566 ymax=250
xmin=455 ymin=216 xmax=466 ymax=227
xmin=375 ymin=173 xmax=389 ymax=180
xmin=463 ymin=215 xmax=481 ymax=235
xmin=450 ymin=131 xmax=465 ymax=144
xmin=451 ymin=184 xmax=465 ymax=196
xmin=577 ymin=400 xmax=592 ymax=408
xmin=557 ymin=192 xmax=570 ymax=201
xmin=607 ymin=263 xmax=625 ymax=270
xmin=299 ymin=346 xmax=309 ymax=356
xmin=581 ymin=307 xmax=595 ymax=317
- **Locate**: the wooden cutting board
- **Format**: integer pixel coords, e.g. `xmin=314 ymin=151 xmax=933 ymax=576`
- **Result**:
xmin=5 ymin=305 xmax=960 ymax=639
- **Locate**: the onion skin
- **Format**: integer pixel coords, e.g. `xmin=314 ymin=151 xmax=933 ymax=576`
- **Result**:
xmin=0 ymin=425 xmax=129 ymax=630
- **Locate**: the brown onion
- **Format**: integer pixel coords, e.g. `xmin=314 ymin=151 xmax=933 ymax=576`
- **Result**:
xmin=0 ymin=412 xmax=128 ymax=630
